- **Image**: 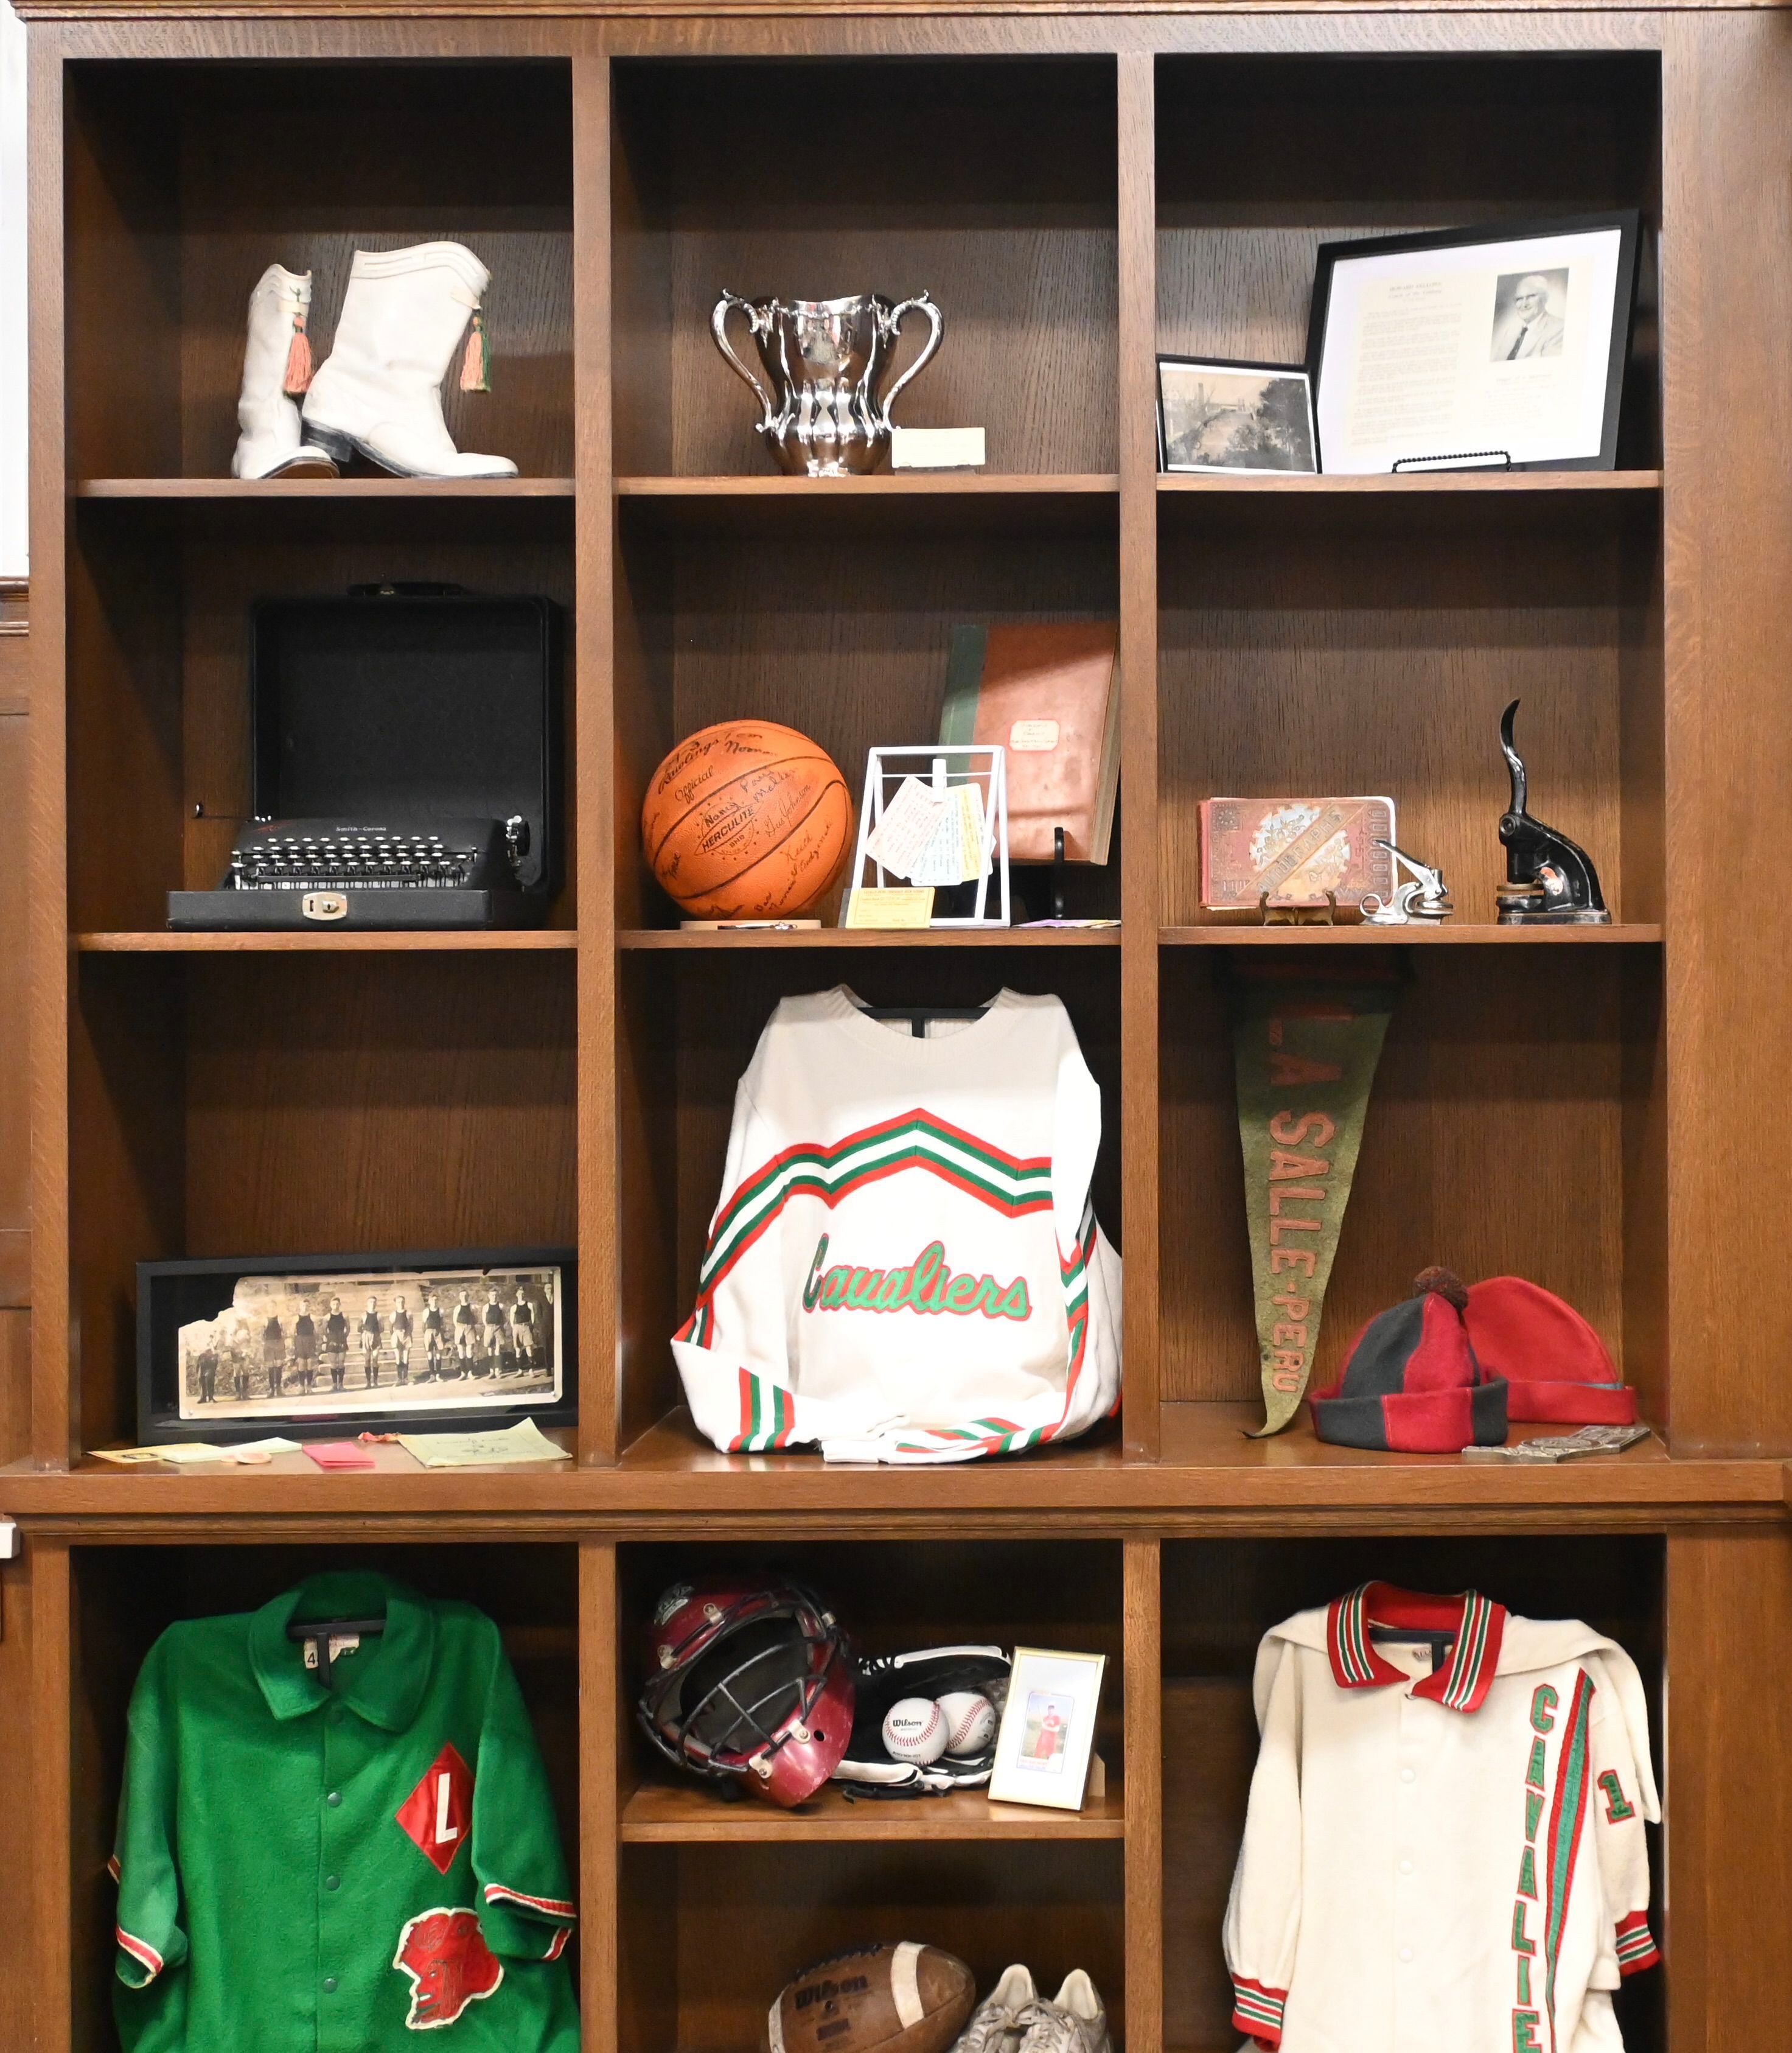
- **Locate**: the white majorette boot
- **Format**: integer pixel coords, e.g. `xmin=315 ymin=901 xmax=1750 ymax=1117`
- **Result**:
xmin=301 ymin=241 xmax=517 ymax=479
xmin=231 ymin=265 xmax=338 ymax=480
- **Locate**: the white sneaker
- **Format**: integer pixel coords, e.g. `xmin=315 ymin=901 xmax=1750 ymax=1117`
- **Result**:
xmin=952 ymin=1965 xmax=1037 ymax=2053
xmin=1013 ymin=1972 xmax=1111 ymax=2053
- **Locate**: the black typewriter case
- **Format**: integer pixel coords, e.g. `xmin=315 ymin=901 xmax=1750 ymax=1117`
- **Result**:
xmin=167 ymin=586 xmax=563 ymax=931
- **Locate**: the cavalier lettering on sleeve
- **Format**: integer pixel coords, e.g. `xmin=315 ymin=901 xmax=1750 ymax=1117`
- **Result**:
xmin=110 ymin=1570 xmax=578 ymax=2052
xmin=1223 ymin=1584 xmax=1660 ymax=2053
xmin=671 ymin=987 xmax=1121 ymax=1464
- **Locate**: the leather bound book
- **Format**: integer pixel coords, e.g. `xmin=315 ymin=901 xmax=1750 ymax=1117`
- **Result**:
xmin=940 ymin=622 xmax=1121 ymax=862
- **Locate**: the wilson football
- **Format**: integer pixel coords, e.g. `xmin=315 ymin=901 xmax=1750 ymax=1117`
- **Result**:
xmin=767 ymin=1942 xmax=975 ymax=2053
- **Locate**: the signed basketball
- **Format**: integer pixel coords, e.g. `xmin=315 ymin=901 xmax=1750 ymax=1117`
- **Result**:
xmin=643 ymin=720 xmax=852 ymax=920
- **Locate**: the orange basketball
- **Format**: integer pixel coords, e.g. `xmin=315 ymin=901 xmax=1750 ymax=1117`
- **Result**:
xmin=642 ymin=720 xmax=852 ymax=920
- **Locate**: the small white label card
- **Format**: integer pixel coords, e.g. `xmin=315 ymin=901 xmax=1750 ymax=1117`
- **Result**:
xmin=863 ymin=775 xmax=950 ymax=881
xmin=890 ymin=426 xmax=987 ymax=470
xmin=1009 ymin=719 xmax=1060 ymax=752
xmin=845 ymin=887 xmax=936 ymax=929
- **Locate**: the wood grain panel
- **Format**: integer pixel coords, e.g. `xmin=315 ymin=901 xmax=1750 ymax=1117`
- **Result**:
xmin=1666 ymin=1527 xmax=1792 ymax=2053
xmin=1124 ymin=1539 xmax=1163 ymax=2053
xmin=1160 ymin=1677 xmax=1255 ymax=2053
xmin=615 ymin=57 xmax=1117 ymax=477
xmin=1656 ymin=14 xmax=1792 ymax=1453
xmin=1160 ymin=948 xmax=1639 ymax=1405
xmin=183 ymin=951 xmax=577 ymax=1254
xmin=580 ymin=1541 xmax=621 ymax=2053
xmin=1117 ymin=52 xmax=1161 ymax=1459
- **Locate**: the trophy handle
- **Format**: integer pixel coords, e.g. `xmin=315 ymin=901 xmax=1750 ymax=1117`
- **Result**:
xmin=876 ymin=292 xmax=944 ymax=430
xmin=711 ymin=290 xmax=778 ymax=432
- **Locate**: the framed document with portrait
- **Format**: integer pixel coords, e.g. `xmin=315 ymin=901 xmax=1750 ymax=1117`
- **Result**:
xmin=987 ymin=1646 xmax=1106 ymax=1811
xmin=1308 ymin=213 xmax=1640 ymax=473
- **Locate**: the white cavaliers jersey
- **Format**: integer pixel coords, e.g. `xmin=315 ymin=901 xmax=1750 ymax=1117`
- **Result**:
xmin=1224 ymin=1584 xmax=1660 ymax=2053
xmin=671 ymin=987 xmax=1121 ymax=1464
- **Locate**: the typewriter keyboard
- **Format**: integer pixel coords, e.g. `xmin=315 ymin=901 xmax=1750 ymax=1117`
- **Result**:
xmin=229 ymin=830 xmax=480 ymax=891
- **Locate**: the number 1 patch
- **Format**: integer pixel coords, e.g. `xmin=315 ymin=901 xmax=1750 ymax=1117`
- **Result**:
xmin=1598 ymin=1769 xmax=1636 ymax=1822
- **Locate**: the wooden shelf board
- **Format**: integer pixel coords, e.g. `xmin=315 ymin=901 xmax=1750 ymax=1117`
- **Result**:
xmin=76 ymin=478 xmax=576 ymax=500
xmin=6 ymin=1409 xmax=1782 ymax=1524
xmin=619 ymin=927 xmax=1120 ymax=950
xmin=1157 ymin=470 xmax=1661 ymax=496
xmin=1160 ymin=924 xmax=1662 ymax=946
xmin=618 ymin=474 xmax=1118 ymax=498
xmin=619 ymin=1777 xmax=1124 ymax=1842
xmin=77 ymin=929 xmax=578 ymax=953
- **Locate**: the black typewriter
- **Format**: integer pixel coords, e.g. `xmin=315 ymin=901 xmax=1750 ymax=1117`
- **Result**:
xmin=166 ymin=586 xmax=562 ymax=931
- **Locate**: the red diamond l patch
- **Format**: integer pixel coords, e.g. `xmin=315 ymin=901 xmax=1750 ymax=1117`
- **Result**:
xmin=396 ymin=1743 xmax=475 ymax=1875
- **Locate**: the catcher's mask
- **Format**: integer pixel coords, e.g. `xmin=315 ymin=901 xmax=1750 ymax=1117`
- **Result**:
xmin=638 ymin=1577 xmax=854 ymax=1808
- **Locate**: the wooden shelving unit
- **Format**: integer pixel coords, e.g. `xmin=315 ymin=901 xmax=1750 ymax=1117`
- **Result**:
xmin=7 ymin=9 xmax=1792 ymax=2053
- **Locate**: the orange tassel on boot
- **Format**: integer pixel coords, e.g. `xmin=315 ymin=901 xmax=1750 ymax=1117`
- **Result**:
xmin=459 ymin=310 xmax=491 ymax=393
xmin=283 ymin=310 xmax=313 ymax=397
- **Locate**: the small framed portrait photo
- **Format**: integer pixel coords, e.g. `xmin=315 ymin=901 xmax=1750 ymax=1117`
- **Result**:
xmin=988 ymin=1646 xmax=1107 ymax=1811
xmin=1157 ymin=357 xmax=1317 ymax=477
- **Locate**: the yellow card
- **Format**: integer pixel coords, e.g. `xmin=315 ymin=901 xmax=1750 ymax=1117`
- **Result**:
xmin=845 ymin=887 xmax=936 ymax=929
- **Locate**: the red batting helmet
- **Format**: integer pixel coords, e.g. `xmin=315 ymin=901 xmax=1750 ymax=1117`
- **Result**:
xmin=638 ymin=1577 xmax=854 ymax=1808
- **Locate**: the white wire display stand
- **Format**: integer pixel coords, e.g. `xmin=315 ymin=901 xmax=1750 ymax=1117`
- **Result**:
xmin=845 ymin=744 xmax=1011 ymax=929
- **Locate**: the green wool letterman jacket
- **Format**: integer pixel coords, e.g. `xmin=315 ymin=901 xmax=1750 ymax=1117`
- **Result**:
xmin=110 ymin=1570 xmax=579 ymax=2051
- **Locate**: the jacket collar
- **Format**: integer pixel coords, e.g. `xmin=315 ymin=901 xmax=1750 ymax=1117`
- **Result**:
xmin=1326 ymin=1583 xmax=1506 ymax=1713
xmin=249 ymin=1570 xmax=435 ymax=1729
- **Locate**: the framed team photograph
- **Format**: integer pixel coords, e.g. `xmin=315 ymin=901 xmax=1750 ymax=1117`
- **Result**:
xmin=1307 ymin=212 xmax=1640 ymax=473
xmin=1157 ymin=356 xmax=1317 ymax=476
xmin=987 ymin=1646 xmax=1106 ymax=1811
xmin=136 ymin=1246 xmax=576 ymax=1446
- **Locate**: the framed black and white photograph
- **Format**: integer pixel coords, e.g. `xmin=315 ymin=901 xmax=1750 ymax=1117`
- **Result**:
xmin=1306 ymin=213 xmax=1640 ymax=473
xmin=987 ymin=1645 xmax=1106 ymax=1811
xmin=1157 ymin=356 xmax=1317 ymax=476
xmin=137 ymin=1247 xmax=576 ymax=1445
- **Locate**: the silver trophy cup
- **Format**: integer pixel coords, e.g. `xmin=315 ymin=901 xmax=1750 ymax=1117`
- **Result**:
xmin=711 ymin=290 xmax=944 ymax=477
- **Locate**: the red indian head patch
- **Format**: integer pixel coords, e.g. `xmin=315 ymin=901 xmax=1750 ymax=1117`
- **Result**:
xmin=392 ymin=1906 xmax=503 ymax=2030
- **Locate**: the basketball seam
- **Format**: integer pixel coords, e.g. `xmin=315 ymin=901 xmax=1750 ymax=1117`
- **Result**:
xmin=664 ymin=778 xmax=847 ymax=900
xmin=644 ymin=751 xmax=835 ymax=870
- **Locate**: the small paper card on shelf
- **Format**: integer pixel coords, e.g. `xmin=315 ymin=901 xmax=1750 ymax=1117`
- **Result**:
xmin=303 ymin=1441 xmax=377 ymax=1470
xmin=845 ymin=886 xmax=936 ymax=929
xmin=891 ymin=426 xmax=986 ymax=470
xmin=396 ymin=1417 xmax=571 ymax=1469
xmin=92 ymin=1436 xmax=302 ymax=1465
xmin=908 ymin=784 xmax=989 ymax=887
xmin=864 ymin=774 xmax=951 ymax=880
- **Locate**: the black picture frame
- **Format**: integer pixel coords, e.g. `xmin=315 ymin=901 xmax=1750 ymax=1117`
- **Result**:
xmin=1155 ymin=355 xmax=1318 ymax=477
xmin=136 ymin=1245 xmax=577 ymax=1446
xmin=1306 ymin=211 xmax=1642 ymax=474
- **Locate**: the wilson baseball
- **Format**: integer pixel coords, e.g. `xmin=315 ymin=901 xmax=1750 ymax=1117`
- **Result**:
xmin=882 ymin=1696 xmax=947 ymax=1765
xmin=936 ymin=1691 xmax=997 ymax=1756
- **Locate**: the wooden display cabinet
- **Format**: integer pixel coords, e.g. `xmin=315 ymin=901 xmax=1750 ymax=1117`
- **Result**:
xmin=8 ymin=7 xmax=1792 ymax=2053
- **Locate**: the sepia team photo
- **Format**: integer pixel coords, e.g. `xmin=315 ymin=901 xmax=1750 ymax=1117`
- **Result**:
xmin=176 ymin=1265 xmax=562 ymax=1422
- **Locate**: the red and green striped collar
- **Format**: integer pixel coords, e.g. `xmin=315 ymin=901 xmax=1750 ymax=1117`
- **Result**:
xmin=1326 ymin=1583 xmax=1506 ymax=1713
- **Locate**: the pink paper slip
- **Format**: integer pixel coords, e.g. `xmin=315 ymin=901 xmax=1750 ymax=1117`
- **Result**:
xmin=302 ymin=1441 xmax=377 ymax=1471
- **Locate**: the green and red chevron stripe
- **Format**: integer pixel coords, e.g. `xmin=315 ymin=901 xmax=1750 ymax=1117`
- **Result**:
xmin=727 ymin=1369 xmax=798 ymax=1453
xmin=700 ymin=1110 xmax=1051 ymax=1282
xmin=1614 ymin=1909 xmax=1659 ymax=1976
xmin=1230 ymin=1974 xmax=1286 ymax=2047
xmin=1543 ymin=1669 xmax=1595 ymax=2039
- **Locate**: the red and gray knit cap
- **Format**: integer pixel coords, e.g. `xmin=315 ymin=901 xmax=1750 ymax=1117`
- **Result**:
xmin=1463 ymin=1277 xmax=1637 ymax=1424
xmin=1309 ymin=1268 xmax=1508 ymax=1452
